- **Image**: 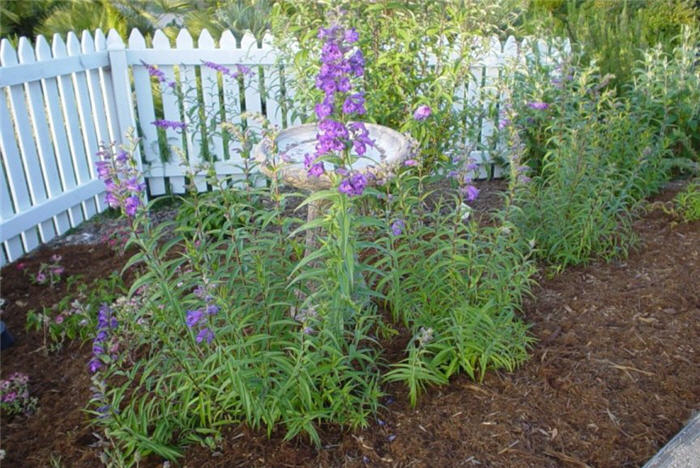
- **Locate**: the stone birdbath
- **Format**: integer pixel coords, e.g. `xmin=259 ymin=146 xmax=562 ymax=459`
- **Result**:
xmin=252 ymin=122 xmax=413 ymax=320
xmin=252 ymin=122 xmax=414 ymax=251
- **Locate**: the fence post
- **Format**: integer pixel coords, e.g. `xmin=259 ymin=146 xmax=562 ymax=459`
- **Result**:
xmin=106 ymin=29 xmax=147 ymax=200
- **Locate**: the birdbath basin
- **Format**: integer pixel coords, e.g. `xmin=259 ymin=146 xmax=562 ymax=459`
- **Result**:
xmin=253 ymin=122 xmax=413 ymax=244
xmin=252 ymin=123 xmax=413 ymax=191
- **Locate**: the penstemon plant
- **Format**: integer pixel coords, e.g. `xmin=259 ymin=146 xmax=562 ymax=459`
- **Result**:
xmin=87 ymin=18 xmax=540 ymax=467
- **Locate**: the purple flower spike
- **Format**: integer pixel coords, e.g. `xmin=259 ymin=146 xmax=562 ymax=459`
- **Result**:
xmin=527 ymin=101 xmax=549 ymax=110
xmin=413 ymin=105 xmax=432 ymax=121
xmin=403 ymin=159 xmax=418 ymax=167
xmin=152 ymin=119 xmax=187 ymax=131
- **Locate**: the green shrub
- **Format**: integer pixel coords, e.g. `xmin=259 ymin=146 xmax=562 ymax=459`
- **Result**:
xmin=672 ymin=179 xmax=700 ymax=222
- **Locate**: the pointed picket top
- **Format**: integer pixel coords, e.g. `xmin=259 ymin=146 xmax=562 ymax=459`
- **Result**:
xmin=536 ymin=38 xmax=549 ymax=59
xmin=220 ymin=30 xmax=237 ymax=49
xmin=484 ymin=35 xmax=502 ymax=66
xmin=35 ymin=35 xmax=52 ymax=61
xmin=198 ymin=28 xmax=215 ymax=48
xmin=562 ymin=38 xmax=572 ymax=55
xmin=66 ymin=31 xmax=82 ymax=56
xmin=520 ymin=36 xmax=532 ymax=57
xmin=503 ymin=36 xmax=517 ymax=55
xmin=175 ymin=28 xmax=193 ymax=48
xmin=152 ymin=29 xmax=171 ymax=48
xmin=17 ymin=37 xmax=37 ymax=65
xmin=240 ymin=31 xmax=257 ymax=52
xmin=106 ymin=29 xmax=124 ymax=50
xmin=128 ymin=28 xmax=147 ymax=49
xmin=0 ymin=38 xmax=19 ymax=67
xmin=94 ymin=29 xmax=107 ymax=51
xmin=81 ymin=30 xmax=96 ymax=53
xmin=262 ymin=31 xmax=275 ymax=48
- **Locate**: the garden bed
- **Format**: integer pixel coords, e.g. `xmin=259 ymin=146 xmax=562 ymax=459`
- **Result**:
xmin=0 ymin=180 xmax=697 ymax=467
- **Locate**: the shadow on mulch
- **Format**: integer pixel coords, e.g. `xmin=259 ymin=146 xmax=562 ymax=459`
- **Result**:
xmin=0 ymin=180 xmax=697 ymax=467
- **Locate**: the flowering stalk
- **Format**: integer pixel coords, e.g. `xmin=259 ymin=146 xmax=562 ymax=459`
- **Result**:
xmin=307 ymin=23 xmax=373 ymax=195
xmin=95 ymin=138 xmax=146 ymax=218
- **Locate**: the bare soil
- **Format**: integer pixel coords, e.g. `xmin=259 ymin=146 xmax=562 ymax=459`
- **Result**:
xmin=0 ymin=180 xmax=697 ymax=467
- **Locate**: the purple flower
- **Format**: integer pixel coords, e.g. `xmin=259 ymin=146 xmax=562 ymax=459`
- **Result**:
xmin=152 ymin=119 xmax=187 ymax=131
xmin=527 ymin=101 xmax=549 ymax=110
xmin=95 ymin=161 xmax=110 ymax=179
xmin=235 ymin=65 xmax=252 ymax=77
xmin=498 ymin=118 xmax=510 ymax=129
xmin=344 ymin=28 xmax=359 ymax=43
xmin=141 ymin=60 xmax=175 ymax=88
xmin=104 ymin=192 xmax=119 ymax=209
xmin=205 ymin=304 xmax=219 ymax=315
xmin=391 ymin=219 xmax=405 ymax=236
xmin=196 ymin=328 xmax=214 ymax=344
xmin=88 ymin=358 xmax=102 ymax=373
xmin=348 ymin=50 xmax=365 ymax=77
xmin=115 ymin=150 xmax=129 ymax=164
xmin=125 ymin=177 xmax=143 ymax=193
xmin=413 ymin=105 xmax=432 ymax=121
xmin=124 ymin=196 xmax=141 ymax=217
xmin=89 ymin=304 xmax=116 ymax=374
xmin=338 ymin=172 xmax=367 ymax=197
xmin=36 ymin=272 xmax=47 ymax=283
xmin=403 ymin=159 xmax=418 ymax=167
xmin=202 ymin=61 xmax=231 ymax=75
xmin=462 ymin=184 xmax=480 ymax=202
xmin=308 ymin=162 xmax=325 ymax=177
xmin=186 ymin=309 xmax=204 ymax=328
xmin=342 ymin=93 xmax=366 ymax=115
xmin=315 ymin=101 xmax=333 ymax=119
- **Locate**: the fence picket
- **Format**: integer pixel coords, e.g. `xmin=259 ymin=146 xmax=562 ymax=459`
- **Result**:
xmin=17 ymin=38 xmax=71 ymax=236
xmin=80 ymin=32 xmax=110 ymax=146
xmin=35 ymin=35 xmax=84 ymax=227
xmin=67 ymin=32 xmax=104 ymax=213
xmin=0 ymin=81 xmax=41 ymax=253
xmin=176 ymin=29 xmax=206 ymax=192
xmin=219 ymin=30 xmax=243 ymax=164
xmin=152 ymin=30 xmax=186 ymax=193
xmin=94 ymin=30 xmax=120 ymax=143
xmin=53 ymin=34 xmax=98 ymax=219
xmin=198 ymin=29 xmax=225 ymax=165
xmin=0 ymin=127 xmax=26 ymax=263
xmin=129 ymin=28 xmax=166 ymax=195
xmin=241 ymin=32 xmax=263 ymax=135
xmin=1 ymin=39 xmax=57 ymax=243
xmin=261 ymin=32 xmax=283 ymax=128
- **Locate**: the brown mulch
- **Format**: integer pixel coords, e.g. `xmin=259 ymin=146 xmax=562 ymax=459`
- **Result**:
xmin=0 ymin=180 xmax=697 ymax=467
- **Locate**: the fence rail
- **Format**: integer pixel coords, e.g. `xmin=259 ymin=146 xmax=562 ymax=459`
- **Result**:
xmin=0 ymin=28 xmax=568 ymax=265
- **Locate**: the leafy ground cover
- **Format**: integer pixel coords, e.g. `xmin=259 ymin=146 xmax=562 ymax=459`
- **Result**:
xmin=0 ymin=179 xmax=697 ymax=467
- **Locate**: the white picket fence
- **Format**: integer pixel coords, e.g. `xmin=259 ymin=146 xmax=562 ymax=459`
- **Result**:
xmin=0 ymin=28 xmax=568 ymax=265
